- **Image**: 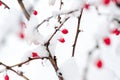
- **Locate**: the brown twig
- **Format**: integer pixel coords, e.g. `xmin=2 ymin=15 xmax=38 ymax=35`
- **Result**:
xmin=44 ymin=17 xmax=70 ymax=80
xmin=0 ymin=1 xmax=10 ymax=9
xmin=0 ymin=62 xmax=29 ymax=80
xmin=18 ymin=0 xmax=30 ymax=20
xmin=0 ymin=57 xmax=48 ymax=80
xmin=45 ymin=45 xmax=61 ymax=79
xmin=0 ymin=14 xmax=69 ymax=80
xmin=58 ymin=0 xmax=63 ymax=23
xmin=36 ymin=9 xmax=79 ymax=29
xmin=72 ymin=8 xmax=84 ymax=57
xmin=36 ymin=16 xmax=53 ymax=29
xmin=45 ymin=17 xmax=70 ymax=44
xmin=10 ymin=57 xmax=49 ymax=68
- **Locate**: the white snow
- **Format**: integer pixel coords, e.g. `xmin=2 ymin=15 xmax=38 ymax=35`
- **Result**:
xmin=25 ymin=15 xmax=44 ymax=45
xmin=59 ymin=57 xmax=81 ymax=80
xmin=49 ymin=0 xmax=56 ymax=6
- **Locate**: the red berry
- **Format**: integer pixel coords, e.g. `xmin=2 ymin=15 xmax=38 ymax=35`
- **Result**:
xmin=103 ymin=0 xmax=111 ymax=5
xmin=84 ymin=4 xmax=90 ymax=9
xmin=103 ymin=37 xmax=111 ymax=46
xmin=19 ymin=32 xmax=24 ymax=39
xmin=96 ymin=59 xmax=103 ymax=69
xmin=32 ymin=52 xmax=39 ymax=58
xmin=4 ymin=74 xmax=9 ymax=80
xmin=111 ymin=28 xmax=120 ymax=35
xmin=58 ymin=38 xmax=65 ymax=43
xmin=0 ymin=2 xmax=2 ymax=6
xmin=61 ymin=29 xmax=68 ymax=34
xmin=33 ymin=10 xmax=38 ymax=15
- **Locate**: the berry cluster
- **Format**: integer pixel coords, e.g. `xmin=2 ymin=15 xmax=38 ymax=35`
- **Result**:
xmin=58 ymin=29 xmax=69 ymax=43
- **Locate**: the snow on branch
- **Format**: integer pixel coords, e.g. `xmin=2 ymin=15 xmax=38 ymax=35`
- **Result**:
xmin=0 ymin=62 xmax=29 ymax=80
xmin=36 ymin=9 xmax=79 ymax=29
xmin=44 ymin=17 xmax=70 ymax=80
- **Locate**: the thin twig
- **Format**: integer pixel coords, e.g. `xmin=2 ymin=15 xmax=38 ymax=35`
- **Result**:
xmin=0 ymin=62 xmax=29 ymax=80
xmin=0 ymin=1 xmax=10 ymax=9
xmin=58 ymin=0 xmax=63 ymax=23
xmin=44 ymin=17 xmax=70 ymax=80
xmin=59 ymin=0 xmax=63 ymax=10
xmin=72 ymin=8 xmax=84 ymax=57
xmin=45 ymin=45 xmax=63 ymax=80
xmin=18 ymin=0 xmax=30 ymax=20
xmin=36 ymin=9 xmax=79 ymax=29
xmin=10 ymin=57 xmax=49 ymax=68
xmin=0 ymin=57 xmax=48 ymax=73
xmin=45 ymin=17 xmax=70 ymax=44
xmin=36 ymin=16 xmax=53 ymax=29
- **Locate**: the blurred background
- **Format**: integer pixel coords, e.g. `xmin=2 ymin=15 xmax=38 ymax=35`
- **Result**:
xmin=0 ymin=0 xmax=120 ymax=80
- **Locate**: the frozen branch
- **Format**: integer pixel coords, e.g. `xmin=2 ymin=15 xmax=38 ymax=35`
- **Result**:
xmin=72 ymin=8 xmax=84 ymax=57
xmin=10 ymin=57 xmax=49 ymax=68
xmin=18 ymin=0 xmax=30 ymax=20
xmin=58 ymin=0 xmax=63 ymax=23
xmin=0 ymin=57 xmax=48 ymax=80
xmin=0 ymin=62 xmax=29 ymax=80
xmin=36 ymin=9 xmax=79 ymax=29
xmin=36 ymin=16 xmax=53 ymax=29
xmin=45 ymin=17 xmax=69 ymax=44
xmin=44 ymin=17 xmax=70 ymax=80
